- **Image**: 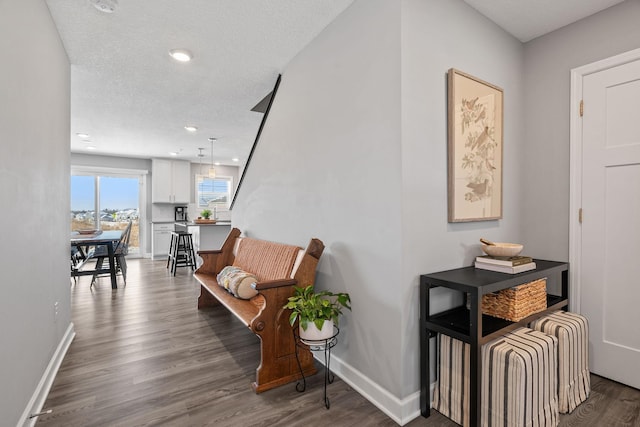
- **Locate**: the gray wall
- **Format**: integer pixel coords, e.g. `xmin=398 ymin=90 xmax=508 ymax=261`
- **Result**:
xmin=400 ymin=0 xmax=524 ymax=396
xmin=232 ymin=0 xmax=525 ymax=406
xmin=0 ymin=0 xmax=71 ymax=425
xmin=232 ymin=0 xmax=404 ymax=395
xmin=521 ymin=0 xmax=640 ymax=261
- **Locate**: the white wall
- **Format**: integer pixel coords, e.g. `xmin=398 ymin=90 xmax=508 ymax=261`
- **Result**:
xmin=231 ymin=0 xmax=525 ymax=420
xmin=0 ymin=0 xmax=71 ymax=425
xmin=521 ymin=0 xmax=640 ymax=261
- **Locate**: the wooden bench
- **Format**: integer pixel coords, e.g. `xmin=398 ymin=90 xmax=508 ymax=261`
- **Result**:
xmin=194 ymin=227 xmax=325 ymax=392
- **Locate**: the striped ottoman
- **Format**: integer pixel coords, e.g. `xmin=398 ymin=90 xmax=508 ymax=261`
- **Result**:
xmin=433 ymin=328 xmax=559 ymax=427
xmin=530 ymin=311 xmax=590 ymax=413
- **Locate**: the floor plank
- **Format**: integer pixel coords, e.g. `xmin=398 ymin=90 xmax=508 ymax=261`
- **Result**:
xmin=38 ymin=259 xmax=640 ymax=426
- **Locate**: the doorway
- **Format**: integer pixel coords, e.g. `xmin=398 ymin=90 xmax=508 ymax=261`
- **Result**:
xmin=71 ymin=168 xmax=146 ymax=256
xmin=570 ymin=47 xmax=640 ymax=390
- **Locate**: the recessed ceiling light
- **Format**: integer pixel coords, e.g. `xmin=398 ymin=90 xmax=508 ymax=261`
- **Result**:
xmin=232 ymin=158 xmax=239 ymax=162
xmin=169 ymin=49 xmax=193 ymax=62
xmin=86 ymin=146 xmax=97 ymax=150
xmin=89 ymin=0 xmax=118 ymax=13
xmin=184 ymin=125 xmax=198 ymax=132
xmin=81 ymin=140 xmax=92 ymax=143
xmin=169 ymin=152 xmax=178 ymax=156
xmin=214 ymin=162 xmax=221 ymax=166
xmin=76 ymin=133 xmax=90 ymax=138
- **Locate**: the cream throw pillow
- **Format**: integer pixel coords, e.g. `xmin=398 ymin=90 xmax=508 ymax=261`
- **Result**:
xmin=217 ymin=266 xmax=259 ymax=299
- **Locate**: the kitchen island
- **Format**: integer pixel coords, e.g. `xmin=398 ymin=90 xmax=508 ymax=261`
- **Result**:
xmin=174 ymin=221 xmax=232 ymax=266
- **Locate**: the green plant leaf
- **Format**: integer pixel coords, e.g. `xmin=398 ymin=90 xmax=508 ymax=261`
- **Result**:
xmin=313 ymin=318 xmax=325 ymax=330
xmin=300 ymin=318 xmax=309 ymax=331
xmin=288 ymin=311 xmax=298 ymax=327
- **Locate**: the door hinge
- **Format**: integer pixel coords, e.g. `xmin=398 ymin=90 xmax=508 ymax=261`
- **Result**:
xmin=578 ymin=208 xmax=583 ymax=224
xmin=579 ymin=100 xmax=584 ymax=117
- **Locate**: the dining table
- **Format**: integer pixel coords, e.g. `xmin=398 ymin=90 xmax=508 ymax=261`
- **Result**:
xmin=70 ymin=229 xmax=123 ymax=289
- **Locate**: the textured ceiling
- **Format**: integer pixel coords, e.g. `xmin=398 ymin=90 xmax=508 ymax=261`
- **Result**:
xmin=46 ymin=0 xmax=356 ymax=165
xmin=463 ymin=0 xmax=626 ymax=42
xmin=46 ymin=0 xmax=625 ymax=165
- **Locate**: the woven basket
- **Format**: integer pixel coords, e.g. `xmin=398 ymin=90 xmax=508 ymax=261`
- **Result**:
xmin=482 ymin=278 xmax=547 ymax=322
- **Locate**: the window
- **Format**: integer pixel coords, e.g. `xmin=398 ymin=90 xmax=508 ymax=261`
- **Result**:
xmin=196 ymin=175 xmax=232 ymax=210
xmin=71 ymin=170 xmax=143 ymax=254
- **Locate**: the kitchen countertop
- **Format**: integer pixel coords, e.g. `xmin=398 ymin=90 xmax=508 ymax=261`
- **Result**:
xmin=174 ymin=221 xmax=232 ymax=227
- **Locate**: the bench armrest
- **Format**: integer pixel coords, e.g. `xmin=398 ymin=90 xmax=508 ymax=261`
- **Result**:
xmin=198 ymin=249 xmax=222 ymax=255
xmin=253 ymin=278 xmax=297 ymax=291
xmin=195 ymin=249 xmax=223 ymax=275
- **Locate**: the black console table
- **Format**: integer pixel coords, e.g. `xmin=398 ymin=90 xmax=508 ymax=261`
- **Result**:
xmin=419 ymin=260 xmax=568 ymax=426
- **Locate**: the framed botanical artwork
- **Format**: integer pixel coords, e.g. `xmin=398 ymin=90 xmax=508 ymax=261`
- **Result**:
xmin=447 ymin=68 xmax=504 ymax=222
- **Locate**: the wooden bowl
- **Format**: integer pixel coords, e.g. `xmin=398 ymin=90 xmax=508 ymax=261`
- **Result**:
xmin=77 ymin=229 xmax=99 ymax=235
xmin=194 ymin=219 xmax=216 ymax=224
xmin=481 ymin=242 xmax=523 ymax=257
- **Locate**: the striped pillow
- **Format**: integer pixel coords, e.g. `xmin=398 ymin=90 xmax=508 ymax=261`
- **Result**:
xmin=217 ymin=266 xmax=258 ymax=300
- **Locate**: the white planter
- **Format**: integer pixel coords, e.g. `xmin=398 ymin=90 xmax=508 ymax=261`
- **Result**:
xmin=299 ymin=319 xmax=334 ymax=343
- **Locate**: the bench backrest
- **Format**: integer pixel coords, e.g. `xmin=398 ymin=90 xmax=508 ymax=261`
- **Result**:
xmin=198 ymin=228 xmax=324 ymax=287
xmin=232 ymin=237 xmax=301 ymax=281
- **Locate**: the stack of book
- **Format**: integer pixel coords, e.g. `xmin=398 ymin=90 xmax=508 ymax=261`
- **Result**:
xmin=475 ymin=255 xmax=536 ymax=274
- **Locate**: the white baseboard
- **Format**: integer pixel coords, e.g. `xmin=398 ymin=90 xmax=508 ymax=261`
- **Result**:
xmin=313 ymin=353 xmax=434 ymax=426
xmin=18 ymin=323 xmax=75 ymax=427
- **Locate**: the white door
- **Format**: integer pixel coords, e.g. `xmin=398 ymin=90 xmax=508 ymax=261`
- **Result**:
xmin=580 ymin=57 xmax=640 ymax=389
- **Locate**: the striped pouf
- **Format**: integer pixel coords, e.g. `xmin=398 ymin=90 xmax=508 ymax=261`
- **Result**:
xmin=530 ymin=311 xmax=590 ymax=413
xmin=433 ymin=333 xmax=470 ymax=426
xmin=433 ymin=328 xmax=559 ymax=427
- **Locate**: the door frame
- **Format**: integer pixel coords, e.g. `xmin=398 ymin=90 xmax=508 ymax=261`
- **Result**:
xmin=569 ymin=47 xmax=640 ymax=313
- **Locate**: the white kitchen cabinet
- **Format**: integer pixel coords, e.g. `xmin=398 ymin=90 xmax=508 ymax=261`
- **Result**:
xmin=152 ymin=159 xmax=190 ymax=203
xmin=152 ymin=223 xmax=173 ymax=259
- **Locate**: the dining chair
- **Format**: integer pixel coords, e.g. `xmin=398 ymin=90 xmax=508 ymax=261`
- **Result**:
xmin=70 ymin=244 xmax=92 ymax=283
xmin=90 ymin=221 xmax=133 ymax=287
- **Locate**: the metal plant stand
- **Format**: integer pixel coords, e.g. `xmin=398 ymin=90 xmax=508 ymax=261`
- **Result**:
xmin=293 ymin=326 xmax=339 ymax=409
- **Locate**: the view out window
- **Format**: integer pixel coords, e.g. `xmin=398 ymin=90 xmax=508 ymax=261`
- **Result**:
xmin=196 ymin=175 xmax=232 ymax=210
xmin=70 ymin=172 xmax=141 ymax=254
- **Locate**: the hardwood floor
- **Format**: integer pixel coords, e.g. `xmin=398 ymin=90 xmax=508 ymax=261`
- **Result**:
xmin=38 ymin=259 xmax=399 ymax=426
xmin=38 ymin=259 xmax=639 ymax=426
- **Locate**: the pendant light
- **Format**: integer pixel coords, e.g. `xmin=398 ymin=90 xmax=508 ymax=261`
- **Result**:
xmin=208 ymin=137 xmax=216 ymax=178
xmin=197 ymin=147 xmax=205 ymax=175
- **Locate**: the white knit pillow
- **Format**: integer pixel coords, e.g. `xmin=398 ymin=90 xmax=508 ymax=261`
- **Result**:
xmin=217 ymin=266 xmax=258 ymax=299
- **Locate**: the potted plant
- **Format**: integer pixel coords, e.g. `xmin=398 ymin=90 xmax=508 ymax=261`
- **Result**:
xmin=201 ymin=209 xmax=212 ymax=220
xmin=284 ymin=285 xmax=351 ymax=342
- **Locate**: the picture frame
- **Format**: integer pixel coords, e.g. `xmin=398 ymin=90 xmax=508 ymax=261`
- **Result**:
xmin=447 ymin=68 xmax=504 ymax=222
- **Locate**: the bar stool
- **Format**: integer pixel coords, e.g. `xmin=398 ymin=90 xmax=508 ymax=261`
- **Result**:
xmin=166 ymin=231 xmax=196 ymax=276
